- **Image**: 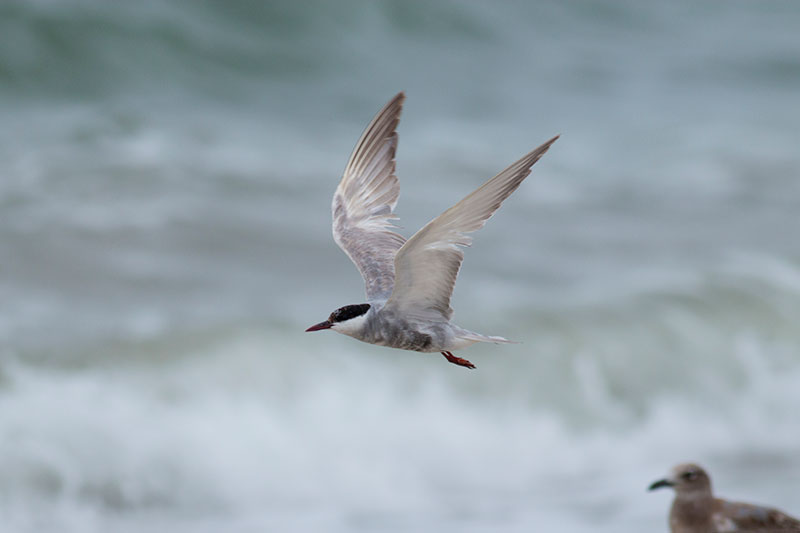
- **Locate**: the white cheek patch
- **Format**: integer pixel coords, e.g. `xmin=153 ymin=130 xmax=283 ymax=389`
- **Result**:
xmin=332 ymin=313 xmax=369 ymax=337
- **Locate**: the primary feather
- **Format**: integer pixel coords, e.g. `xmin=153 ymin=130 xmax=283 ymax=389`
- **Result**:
xmin=332 ymin=92 xmax=407 ymax=301
xmin=385 ymin=135 xmax=560 ymax=321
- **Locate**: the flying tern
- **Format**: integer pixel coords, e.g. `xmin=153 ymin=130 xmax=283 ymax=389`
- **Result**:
xmin=306 ymin=92 xmax=558 ymax=369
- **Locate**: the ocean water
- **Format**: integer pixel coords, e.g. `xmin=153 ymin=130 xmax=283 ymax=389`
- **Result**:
xmin=2 ymin=1 xmax=800 ymax=531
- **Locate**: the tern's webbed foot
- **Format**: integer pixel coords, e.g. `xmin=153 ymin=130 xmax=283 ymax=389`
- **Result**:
xmin=441 ymin=351 xmax=476 ymax=369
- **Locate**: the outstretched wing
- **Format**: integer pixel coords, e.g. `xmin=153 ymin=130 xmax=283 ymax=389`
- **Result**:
xmin=332 ymin=92 xmax=407 ymax=301
xmin=385 ymin=135 xmax=559 ymax=321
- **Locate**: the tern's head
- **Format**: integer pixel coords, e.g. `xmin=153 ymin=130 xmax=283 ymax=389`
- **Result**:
xmin=649 ymin=463 xmax=712 ymax=497
xmin=306 ymin=304 xmax=371 ymax=334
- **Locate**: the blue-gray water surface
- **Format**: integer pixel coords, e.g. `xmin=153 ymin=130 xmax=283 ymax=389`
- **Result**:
xmin=1 ymin=1 xmax=799 ymax=532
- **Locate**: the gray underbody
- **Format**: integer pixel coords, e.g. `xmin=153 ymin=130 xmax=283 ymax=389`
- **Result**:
xmin=349 ymin=303 xmax=460 ymax=353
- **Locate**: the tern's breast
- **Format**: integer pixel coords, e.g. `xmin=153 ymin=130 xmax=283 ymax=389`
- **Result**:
xmin=363 ymin=309 xmax=446 ymax=353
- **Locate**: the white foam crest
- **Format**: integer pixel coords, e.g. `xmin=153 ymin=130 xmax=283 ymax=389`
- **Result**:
xmin=2 ymin=326 xmax=799 ymax=531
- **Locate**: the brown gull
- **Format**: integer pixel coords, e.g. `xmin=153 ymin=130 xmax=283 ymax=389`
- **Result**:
xmin=649 ymin=463 xmax=800 ymax=533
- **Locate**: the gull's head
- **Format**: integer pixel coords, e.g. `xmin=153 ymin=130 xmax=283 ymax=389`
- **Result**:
xmin=649 ymin=463 xmax=712 ymax=497
xmin=306 ymin=304 xmax=371 ymax=335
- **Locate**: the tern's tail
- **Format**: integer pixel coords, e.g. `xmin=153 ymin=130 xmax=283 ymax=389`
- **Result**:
xmin=458 ymin=330 xmax=518 ymax=345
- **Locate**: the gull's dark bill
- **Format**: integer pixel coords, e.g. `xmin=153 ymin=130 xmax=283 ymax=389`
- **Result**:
xmin=648 ymin=479 xmax=674 ymax=491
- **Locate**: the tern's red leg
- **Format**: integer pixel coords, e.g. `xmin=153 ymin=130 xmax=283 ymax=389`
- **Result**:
xmin=441 ymin=351 xmax=476 ymax=369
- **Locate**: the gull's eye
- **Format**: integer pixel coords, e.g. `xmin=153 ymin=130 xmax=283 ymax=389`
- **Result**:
xmin=681 ymin=470 xmax=698 ymax=481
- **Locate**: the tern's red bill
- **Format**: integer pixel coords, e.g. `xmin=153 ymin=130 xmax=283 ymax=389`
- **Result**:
xmin=305 ymin=320 xmax=332 ymax=332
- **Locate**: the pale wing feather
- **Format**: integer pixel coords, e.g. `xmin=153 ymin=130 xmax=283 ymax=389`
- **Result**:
xmin=332 ymin=92 xmax=407 ymax=301
xmin=386 ymin=135 xmax=559 ymax=320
